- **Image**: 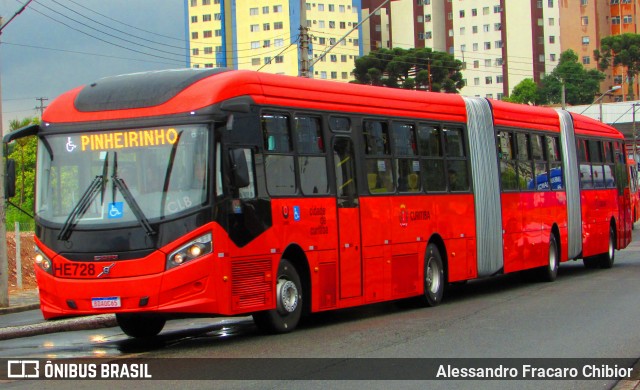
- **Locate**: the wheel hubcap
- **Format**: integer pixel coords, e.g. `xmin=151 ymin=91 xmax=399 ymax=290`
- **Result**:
xmin=609 ymin=233 xmax=615 ymax=259
xmin=277 ymin=279 xmax=298 ymax=314
xmin=549 ymin=244 xmax=557 ymax=270
xmin=426 ymin=257 xmax=441 ymax=294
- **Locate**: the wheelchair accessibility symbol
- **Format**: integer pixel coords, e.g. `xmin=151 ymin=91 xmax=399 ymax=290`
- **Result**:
xmin=66 ymin=137 xmax=78 ymax=153
xmin=108 ymin=202 xmax=124 ymax=219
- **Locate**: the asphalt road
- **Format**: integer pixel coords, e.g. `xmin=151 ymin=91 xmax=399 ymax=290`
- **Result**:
xmin=2 ymin=231 xmax=640 ymax=389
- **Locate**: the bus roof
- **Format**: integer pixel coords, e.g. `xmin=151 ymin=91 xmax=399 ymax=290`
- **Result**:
xmin=569 ymin=112 xmax=624 ymax=139
xmin=489 ymin=99 xmax=560 ymax=132
xmin=42 ymin=69 xmax=468 ymax=125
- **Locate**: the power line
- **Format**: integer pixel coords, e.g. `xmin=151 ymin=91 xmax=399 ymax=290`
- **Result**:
xmin=1 ymin=41 xmax=180 ymax=66
xmin=23 ymin=3 xmax=185 ymax=65
xmin=48 ymin=0 xmax=186 ymax=52
xmin=65 ymin=0 xmax=185 ymax=43
xmin=31 ymin=0 xmax=186 ymax=60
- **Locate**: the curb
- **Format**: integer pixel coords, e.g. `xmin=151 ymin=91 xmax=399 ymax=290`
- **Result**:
xmin=0 ymin=303 xmax=40 ymax=315
xmin=0 ymin=314 xmax=117 ymax=341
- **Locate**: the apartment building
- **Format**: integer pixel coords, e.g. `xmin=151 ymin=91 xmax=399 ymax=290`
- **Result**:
xmin=186 ymin=0 xmax=640 ymax=99
xmin=560 ymin=0 xmax=640 ymax=101
xmin=186 ymin=0 xmax=363 ymax=81
xmin=360 ymin=1 xmax=561 ymax=99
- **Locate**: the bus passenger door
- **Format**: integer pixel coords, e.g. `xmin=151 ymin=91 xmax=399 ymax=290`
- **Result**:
xmin=333 ymin=138 xmax=363 ymax=299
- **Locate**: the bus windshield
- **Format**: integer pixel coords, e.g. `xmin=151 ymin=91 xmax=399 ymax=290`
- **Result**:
xmin=36 ymin=125 xmax=210 ymax=230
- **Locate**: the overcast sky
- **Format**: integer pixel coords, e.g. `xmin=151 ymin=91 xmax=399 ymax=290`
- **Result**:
xmin=0 ymin=0 xmax=186 ymax=132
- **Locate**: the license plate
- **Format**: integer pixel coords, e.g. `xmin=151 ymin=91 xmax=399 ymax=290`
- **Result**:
xmin=91 ymin=296 xmax=121 ymax=309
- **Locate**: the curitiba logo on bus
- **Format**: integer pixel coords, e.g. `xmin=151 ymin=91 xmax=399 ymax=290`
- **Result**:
xmin=399 ymin=204 xmax=409 ymax=227
xmin=78 ymin=128 xmax=179 ymax=152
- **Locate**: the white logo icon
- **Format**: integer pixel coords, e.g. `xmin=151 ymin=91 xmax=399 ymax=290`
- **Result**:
xmin=7 ymin=360 xmax=40 ymax=378
xmin=66 ymin=137 xmax=78 ymax=152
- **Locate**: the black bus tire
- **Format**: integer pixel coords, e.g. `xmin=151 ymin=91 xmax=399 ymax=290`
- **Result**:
xmin=116 ymin=313 xmax=166 ymax=339
xmin=253 ymin=259 xmax=303 ymax=334
xmin=537 ymin=234 xmax=559 ymax=282
xmin=598 ymin=225 xmax=616 ymax=269
xmin=420 ymin=243 xmax=445 ymax=307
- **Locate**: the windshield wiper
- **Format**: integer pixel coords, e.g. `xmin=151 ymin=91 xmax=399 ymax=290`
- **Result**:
xmin=111 ymin=152 xmax=156 ymax=236
xmin=58 ymin=154 xmax=109 ymax=241
xmin=58 ymin=176 xmax=104 ymax=241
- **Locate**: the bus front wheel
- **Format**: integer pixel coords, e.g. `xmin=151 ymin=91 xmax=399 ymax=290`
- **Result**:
xmin=420 ymin=243 xmax=445 ymax=307
xmin=116 ymin=313 xmax=166 ymax=339
xmin=253 ymin=259 xmax=303 ymax=334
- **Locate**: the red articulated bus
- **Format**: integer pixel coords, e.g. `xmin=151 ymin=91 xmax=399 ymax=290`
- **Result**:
xmin=3 ymin=69 xmax=632 ymax=338
xmin=627 ymin=157 xmax=639 ymax=226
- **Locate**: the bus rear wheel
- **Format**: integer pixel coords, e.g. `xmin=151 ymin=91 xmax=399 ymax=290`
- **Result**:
xmin=583 ymin=225 xmax=615 ymax=269
xmin=537 ymin=234 xmax=559 ymax=282
xmin=597 ymin=225 xmax=616 ymax=269
xmin=116 ymin=313 xmax=166 ymax=339
xmin=253 ymin=259 xmax=303 ymax=334
xmin=420 ymin=243 xmax=445 ymax=307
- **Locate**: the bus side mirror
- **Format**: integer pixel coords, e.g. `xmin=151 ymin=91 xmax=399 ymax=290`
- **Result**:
xmin=229 ymin=149 xmax=250 ymax=189
xmin=5 ymin=158 xmax=16 ymax=199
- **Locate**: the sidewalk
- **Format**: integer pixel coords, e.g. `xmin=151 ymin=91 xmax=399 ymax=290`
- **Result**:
xmin=0 ymin=289 xmax=116 ymax=341
xmin=0 ymin=288 xmax=40 ymax=315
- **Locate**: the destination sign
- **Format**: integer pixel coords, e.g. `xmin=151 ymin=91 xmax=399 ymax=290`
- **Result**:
xmin=80 ymin=128 xmax=179 ymax=151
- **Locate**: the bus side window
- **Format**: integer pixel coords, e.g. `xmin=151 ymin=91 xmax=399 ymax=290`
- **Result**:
xmin=262 ymin=112 xmax=296 ymax=196
xmin=589 ymin=140 xmax=605 ymax=188
xmin=417 ymin=123 xmax=445 ymax=192
xmin=546 ymin=135 xmax=563 ymax=190
xmin=364 ymin=120 xmax=394 ymax=193
xmin=392 ymin=122 xmax=420 ymax=193
xmin=295 ymin=115 xmax=329 ymax=195
xmin=603 ymin=141 xmax=616 ymax=189
xmin=444 ymin=126 xmax=469 ymax=192
xmin=578 ymin=138 xmax=593 ymax=189
xmin=498 ymin=130 xmax=518 ymax=191
xmin=516 ymin=132 xmax=533 ymax=191
xmin=531 ymin=134 xmax=549 ymax=191
xmin=262 ymin=113 xmax=292 ymax=153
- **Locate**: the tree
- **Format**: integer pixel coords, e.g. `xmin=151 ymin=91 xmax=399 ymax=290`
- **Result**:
xmin=5 ymin=117 xmax=39 ymax=227
xmin=505 ymin=50 xmax=603 ymax=105
xmin=539 ymin=50 xmax=604 ymax=105
xmin=504 ymin=79 xmax=540 ymax=105
xmin=352 ymin=47 xmax=465 ymax=93
xmin=594 ymin=33 xmax=640 ymax=100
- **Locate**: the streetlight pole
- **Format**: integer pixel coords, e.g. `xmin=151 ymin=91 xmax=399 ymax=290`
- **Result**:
xmin=598 ymin=85 xmax=621 ymax=122
xmin=580 ymin=86 xmax=621 ymax=122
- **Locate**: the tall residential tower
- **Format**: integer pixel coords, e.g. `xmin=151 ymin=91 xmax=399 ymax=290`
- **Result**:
xmin=186 ymin=0 xmax=363 ymax=81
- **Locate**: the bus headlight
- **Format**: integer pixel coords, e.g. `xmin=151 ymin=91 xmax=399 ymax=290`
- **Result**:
xmin=35 ymin=247 xmax=53 ymax=275
xmin=167 ymin=233 xmax=212 ymax=270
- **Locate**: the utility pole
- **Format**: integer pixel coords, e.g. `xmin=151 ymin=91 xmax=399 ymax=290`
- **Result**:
xmin=310 ymin=0 xmax=391 ymax=68
xmin=299 ymin=0 xmax=310 ymax=77
xmin=0 ymin=1 xmax=34 ymax=307
xmin=0 ymin=15 xmax=8 ymax=308
xmin=36 ymin=97 xmax=48 ymax=118
xmin=299 ymin=26 xmax=310 ymax=78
